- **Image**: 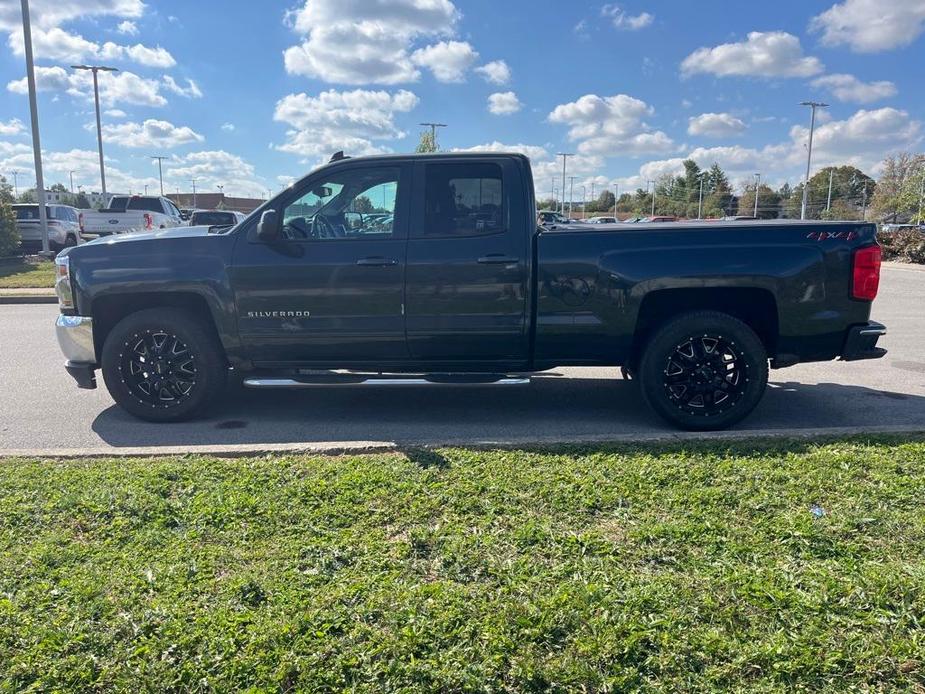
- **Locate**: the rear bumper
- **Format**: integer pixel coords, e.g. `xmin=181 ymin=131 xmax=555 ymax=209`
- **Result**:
xmin=56 ymin=315 xmax=98 ymax=389
xmin=840 ymin=321 xmax=887 ymax=361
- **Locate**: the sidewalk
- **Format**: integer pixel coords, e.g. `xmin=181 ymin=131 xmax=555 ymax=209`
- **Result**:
xmin=0 ymin=287 xmax=57 ymax=304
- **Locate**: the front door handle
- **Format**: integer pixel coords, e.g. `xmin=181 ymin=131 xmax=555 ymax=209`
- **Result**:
xmin=356 ymin=257 xmax=399 ymax=266
xmin=477 ymin=255 xmax=520 ymax=265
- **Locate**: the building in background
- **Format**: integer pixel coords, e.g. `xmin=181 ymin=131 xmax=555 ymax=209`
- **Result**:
xmin=168 ymin=193 xmax=264 ymax=214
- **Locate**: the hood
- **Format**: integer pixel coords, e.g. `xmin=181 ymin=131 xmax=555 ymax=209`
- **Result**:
xmin=57 ymin=225 xmax=217 ymax=260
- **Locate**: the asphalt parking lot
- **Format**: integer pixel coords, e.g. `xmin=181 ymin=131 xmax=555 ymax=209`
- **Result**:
xmin=1 ymin=263 xmax=923 ymax=455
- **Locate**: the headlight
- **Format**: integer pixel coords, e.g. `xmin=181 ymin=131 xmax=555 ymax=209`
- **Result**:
xmin=55 ymin=255 xmax=74 ymax=310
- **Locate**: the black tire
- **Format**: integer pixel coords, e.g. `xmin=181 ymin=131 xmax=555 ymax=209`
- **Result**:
xmin=65 ymin=234 xmax=78 ymax=247
xmin=101 ymin=308 xmax=227 ymax=422
xmin=638 ymin=311 xmax=768 ymax=431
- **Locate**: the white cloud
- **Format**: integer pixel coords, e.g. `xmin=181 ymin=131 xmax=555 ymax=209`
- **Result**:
xmin=274 ymin=89 xmax=419 ymax=160
xmin=810 ymin=73 xmax=898 ymax=103
xmin=810 ymin=0 xmax=925 ymax=52
xmin=475 ymin=60 xmax=511 ymax=85
xmin=0 ymin=0 xmax=144 ymax=32
xmin=681 ymin=31 xmax=824 ymax=78
xmin=104 ymin=108 xmax=127 ymax=118
xmin=99 ymin=119 xmax=204 ymax=148
xmin=548 ymin=93 xmax=675 ymax=156
xmin=167 ymin=150 xmax=267 ymax=198
xmin=687 ymin=112 xmax=747 ymax=137
xmin=162 ymin=75 xmax=203 ymax=98
xmin=488 ymin=91 xmax=522 ymax=115
xmin=411 ymin=40 xmax=478 ymax=82
xmin=601 ymin=4 xmax=654 ymax=30
xmin=7 ymin=66 xmax=168 ymax=107
xmin=6 ymin=26 xmax=175 ymax=68
xmin=116 ymin=20 xmax=138 ymax=35
xmin=221 ymin=123 xmax=235 ymax=132
xmin=283 ymin=0 xmax=459 ymax=85
xmin=0 ymin=118 xmax=25 ymax=136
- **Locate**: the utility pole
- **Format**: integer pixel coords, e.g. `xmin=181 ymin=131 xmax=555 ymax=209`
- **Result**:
xmin=557 ymin=153 xmax=573 ymax=216
xmin=150 ymin=155 xmax=167 ymax=196
xmin=647 ymin=180 xmax=655 ymax=217
xmin=825 ymin=169 xmax=834 ymax=212
xmin=20 ymin=0 xmax=50 ymax=255
xmin=861 ymin=182 xmax=868 ymax=221
xmin=568 ymin=176 xmax=578 ymax=219
xmin=581 ymin=185 xmax=587 ymax=216
xmin=144 ymin=184 xmax=148 ymax=195
xmin=590 ymin=182 xmax=595 ymax=208
xmin=418 ymin=122 xmax=446 ymax=150
xmin=697 ymin=172 xmax=706 ymax=219
xmin=10 ymin=170 xmax=19 ymax=197
xmin=613 ymin=183 xmax=619 ymax=217
xmin=69 ymin=170 xmax=76 ymax=193
xmin=753 ymin=173 xmax=761 ymax=217
xmin=190 ymin=178 xmax=198 ymax=208
xmin=799 ymin=101 xmax=828 ymax=220
xmin=71 ymin=64 xmax=118 ymax=203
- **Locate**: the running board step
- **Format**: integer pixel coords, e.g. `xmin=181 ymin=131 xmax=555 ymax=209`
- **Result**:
xmin=243 ymin=374 xmax=531 ymax=389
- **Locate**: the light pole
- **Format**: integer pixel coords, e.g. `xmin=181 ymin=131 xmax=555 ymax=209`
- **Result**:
xmin=557 ymin=153 xmax=573 ymax=216
xmin=799 ymin=101 xmax=828 ymax=220
xmin=753 ymin=173 xmax=761 ymax=218
xmin=697 ymin=172 xmax=706 ymax=219
xmin=20 ymin=0 xmax=51 ymax=254
xmin=613 ymin=183 xmax=619 ymax=217
xmin=826 ymin=169 xmax=834 ymax=213
xmin=150 ymin=155 xmax=166 ymax=196
xmin=217 ymin=184 xmax=224 ymax=208
xmin=71 ymin=64 xmax=118 ymax=203
xmin=144 ymin=184 xmax=148 ymax=195
xmin=190 ymin=178 xmax=198 ymax=208
xmin=419 ymin=122 xmax=446 ymax=150
xmin=69 ymin=170 xmax=76 ymax=193
xmin=568 ymin=176 xmax=577 ymax=219
xmin=10 ymin=170 xmax=19 ymax=197
xmin=647 ymin=180 xmax=655 ymax=217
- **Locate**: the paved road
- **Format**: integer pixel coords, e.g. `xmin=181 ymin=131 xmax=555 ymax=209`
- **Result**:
xmin=1 ymin=264 xmax=924 ymax=453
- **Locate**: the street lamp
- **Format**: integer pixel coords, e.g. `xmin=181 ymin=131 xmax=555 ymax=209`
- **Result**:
xmin=753 ymin=173 xmax=761 ymax=218
xmin=799 ymin=101 xmax=828 ymax=220
xmin=613 ymin=183 xmax=619 ymax=217
xmin=190 ymin=178 xmax=198 ymax=208
xmin=568 ymin=176 xmax=578 ymax=219
xmin=68 ymin=170 xmax=76 ymax=193
xmin=557 ymin=153 xmax=573 ymax=216
xmin=71 ymin=64 xmax=118 ymax=203
xmin=697 ymin=171 xmax=707 ymax=219
xmin=646 ymin=180 xmax=656 ymax=217
xmin=150 ymin=155 xmax=167 ymax=196
xmin=10 ymin=170 xmax=19 ymax=197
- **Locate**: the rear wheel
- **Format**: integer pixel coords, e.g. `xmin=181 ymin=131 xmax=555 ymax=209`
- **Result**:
xmin=638 ymin=311 xmax=768 ymax=431
xmin=101 ymin=308 xmax=227 ymax=422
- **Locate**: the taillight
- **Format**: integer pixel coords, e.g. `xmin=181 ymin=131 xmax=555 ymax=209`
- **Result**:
xmin=852 ymin=245 xmax=881 ymax=301
xmin=78 ymin=212 xmax=84 ymax=232
xmin=144 ymin=213 xmax=153 ymax=230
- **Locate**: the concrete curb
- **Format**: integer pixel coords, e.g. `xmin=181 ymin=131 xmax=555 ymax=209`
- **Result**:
xmin=3 ymin=425 xmax=924 ymax=459
xmin=0 ymin=294 xmax=57 ymax=304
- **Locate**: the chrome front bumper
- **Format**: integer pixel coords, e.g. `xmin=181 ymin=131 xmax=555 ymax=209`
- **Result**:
xmin=56 ymin=315 xmax=98 ymax=389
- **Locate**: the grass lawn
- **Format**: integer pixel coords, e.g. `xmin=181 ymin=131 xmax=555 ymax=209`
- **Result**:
xmin=0 ymin=257 xmax=55 ymax=289
xmin=2 ymin=438 xmax=924 ymax=691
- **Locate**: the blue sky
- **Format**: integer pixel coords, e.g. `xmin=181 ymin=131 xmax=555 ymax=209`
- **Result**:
xmin=0 ymin=0 xmax=922 ymax=199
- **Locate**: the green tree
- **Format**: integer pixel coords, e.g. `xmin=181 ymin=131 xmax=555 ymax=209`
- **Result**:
xmin=415 ymin=130 xmax=437 ymax=153
xmin=74 ymin=192 xmax=91 ymax=209
xmin=803 ymin=165 xmax=875 ymax=220
xmin=49 ymin=182 xmax=68 ymax=193
xmin=871 ymin=152 xmax=924 ymax=223
xmin=595 ymin=190 xmax=615 ymax=214
xmin=353 ymin=195 xmax=374 ymax=214
xmin=0 ymin=175 xmax=14 ymax=205
xmin=737 ymin=184 xmax=782 ymax=219
xmin=17 ymin=189 xmax=36 ymax=203
xmin=0 ymin=197 xmax=20 ymax=256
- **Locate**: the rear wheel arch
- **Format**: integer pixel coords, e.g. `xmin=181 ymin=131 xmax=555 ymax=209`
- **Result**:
xmin=630 ymin=287 xmax=779 ymax=368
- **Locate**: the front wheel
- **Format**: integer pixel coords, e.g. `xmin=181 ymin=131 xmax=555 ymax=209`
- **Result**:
xmin=101 ymin=308 xmax=227 ymax=422
xmin=638 ymin=311 xmax=768 ymax=431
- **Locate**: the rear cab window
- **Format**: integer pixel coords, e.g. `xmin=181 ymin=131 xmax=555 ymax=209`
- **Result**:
xmin=421 ymin=162 xmax=505 ymax=238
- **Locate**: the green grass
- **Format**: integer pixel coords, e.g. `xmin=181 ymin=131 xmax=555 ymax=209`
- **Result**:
xmin=0 ymin=257 xmax=55 ymax=289
xmin=2 ymin=438 xmax=925 ymax=691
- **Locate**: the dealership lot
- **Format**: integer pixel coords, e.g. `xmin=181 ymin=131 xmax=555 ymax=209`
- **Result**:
xmin=0 ymin=263 xmax=922 ymax=455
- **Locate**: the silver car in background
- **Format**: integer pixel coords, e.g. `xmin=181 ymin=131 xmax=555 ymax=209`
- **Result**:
xmin=13 ymin=204 xmax=83 ymax=253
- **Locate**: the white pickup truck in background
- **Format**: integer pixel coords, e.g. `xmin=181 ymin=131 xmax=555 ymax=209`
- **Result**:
xmin=79 ymin=195 xmax=184 ymax=238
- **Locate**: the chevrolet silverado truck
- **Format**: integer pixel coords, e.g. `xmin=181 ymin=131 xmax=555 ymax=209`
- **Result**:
xmin=79 ymin=195 xmax=184 ymax=238
xmin=53 ymin=152 xmax=886 ymax=430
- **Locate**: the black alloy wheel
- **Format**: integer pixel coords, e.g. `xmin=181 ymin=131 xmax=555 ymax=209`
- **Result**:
xmin=120 ymin=330 xmax=198 ymax=408
xmin=663 ymin=334 xmax=747 ymax=416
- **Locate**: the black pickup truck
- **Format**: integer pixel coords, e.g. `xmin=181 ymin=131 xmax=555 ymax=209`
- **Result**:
xmin=53 ymin=152 xmax=886 ymax=430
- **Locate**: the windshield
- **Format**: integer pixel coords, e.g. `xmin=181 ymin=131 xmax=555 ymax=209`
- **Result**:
xmin=191 ymin=211 xmax=235 ymax=226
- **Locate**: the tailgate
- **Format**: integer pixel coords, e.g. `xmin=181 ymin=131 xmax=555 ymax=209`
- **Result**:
xmin=81 ymin=212 xmax=146 ymax=233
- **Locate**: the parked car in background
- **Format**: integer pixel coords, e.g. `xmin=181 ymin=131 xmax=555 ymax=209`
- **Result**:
xmin=188 ymin=210 xmax=247 ymax=228
xmin=641 ymin=216 xmax=678 ymax=223
xmin=723 ymin=215 xmax=758 ymax=221
xmin=13 ymin=203 xmax=83 ymax=252
xmin=538 ymin=210 xmax=571 ymax=225
xmin=622 ymin=217 xmax=644 ymax=223
xmin=179 ymin=208 xmax=197 ymax=222
xmin=79 ymin=195 xmax=184 ymax=238
xmin=586 ymin=216 xmax=618 ymax=224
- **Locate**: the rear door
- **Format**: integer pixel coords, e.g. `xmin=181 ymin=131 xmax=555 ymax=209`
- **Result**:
xmin=404 ymin=158 xmax=529 ymax=363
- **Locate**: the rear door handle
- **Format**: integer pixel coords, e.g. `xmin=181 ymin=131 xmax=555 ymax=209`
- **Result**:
xmin=356 ymin=257 xmax=399 ymax=267
xmin=477 ymin=255 xmax=520 ymax=265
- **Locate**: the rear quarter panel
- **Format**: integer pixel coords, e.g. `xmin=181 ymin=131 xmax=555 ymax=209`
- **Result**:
xmin=534 ymin=222 xmax=877 ymax=365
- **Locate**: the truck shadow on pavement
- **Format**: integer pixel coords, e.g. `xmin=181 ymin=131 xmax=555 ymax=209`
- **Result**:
xmin=88 ymin=375 xmax=925 ymax=448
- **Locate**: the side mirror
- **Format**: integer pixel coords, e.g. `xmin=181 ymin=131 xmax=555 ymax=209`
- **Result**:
xmin=256 ymin=209 xmax=279 ymax=241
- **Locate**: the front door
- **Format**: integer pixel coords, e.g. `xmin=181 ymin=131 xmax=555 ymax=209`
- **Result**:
xmin=404 ymin=159 xmax=529 ymax=363
xmin=230 ymin=164 xmax=410 ymax=364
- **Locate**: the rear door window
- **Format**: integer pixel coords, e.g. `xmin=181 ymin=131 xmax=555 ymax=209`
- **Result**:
xmin=421 ymin=163 xmax=505 ymax=238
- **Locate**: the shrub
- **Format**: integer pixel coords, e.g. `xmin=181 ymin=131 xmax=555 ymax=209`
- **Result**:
xmin=0 ymin=199 xmax=21 ymax=257
xmin=879 ymin=228 xmax=925 ymax=264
